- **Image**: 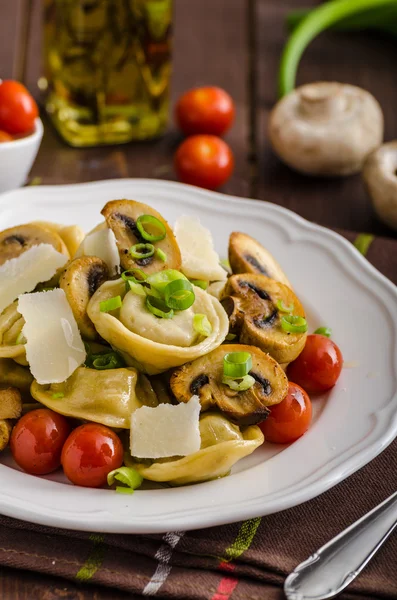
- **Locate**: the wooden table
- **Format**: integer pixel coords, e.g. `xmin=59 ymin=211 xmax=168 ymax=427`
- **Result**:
xmin=1 ymin=0 xmax=396 ymax=598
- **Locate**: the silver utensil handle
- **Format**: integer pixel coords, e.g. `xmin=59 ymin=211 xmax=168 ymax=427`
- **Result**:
xmin=284 ymin=490 xmax=397 ymax=600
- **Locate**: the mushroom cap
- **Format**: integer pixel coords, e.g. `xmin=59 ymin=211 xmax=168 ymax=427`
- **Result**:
xmin=228 ymin=231 xmax=291 ymax=287
xmin=170 ymin=344 xmax=288 ymax=426
xmin=59 ymin=256 xmax=110 ymax=341
xmin=269 ymin=81 xmax=384 ymax=176
xmin=222 ymin=274 xmax=306 ymax=364
xmin=362 ymin=141 xmax=397 ymax=231
xmin=101 ymin=199 xmax=181 ymax=274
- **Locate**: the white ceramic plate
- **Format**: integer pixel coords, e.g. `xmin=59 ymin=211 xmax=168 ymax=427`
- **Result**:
xmin=0 ymin=179 xmax=396 ymax=534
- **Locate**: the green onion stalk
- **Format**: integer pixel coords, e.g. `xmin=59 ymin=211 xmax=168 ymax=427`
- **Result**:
xmin=279 ymin=0 xmax=397 ymax=97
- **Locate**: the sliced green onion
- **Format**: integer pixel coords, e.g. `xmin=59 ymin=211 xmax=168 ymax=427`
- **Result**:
xmin=223 ymin=352 xmax=252 ymax=378
xmin=281 ymin=314 xmax=308 ymax=333
xmin=190 ymin=279 xmax=208 ymax=290
xmin=156 ymin=248 xmax=167 ymax=262
xmin=128 ymin=281 xmax=147 ymax=296
xmin=92 ymin=352 xmax=125 ymax=370
xmin=314 ymin=326 xmax=332 ymax=338
xmin=225 ymin=333 xmax=237 ymax=341
xmin=107 ymin=466 xmax=143 ymax=494
xmin=146 ymin=295 xmax=174 ymax=319
xmin=193 ymin=314 xmax=212 ymax=337
xmin=136 ymin=214 xmax=166 ymax=242
xmin=121 ymin=268 xmax=147 ymax=284
xmin=222 ymin=374 xmax=255 ymax=391
xmin=130 ymin=243 xmax=155 ymax=259
xmin=116 ymin=486 xmax=134 ymax=494
xmin=276 ymin=299 xmax=294 ymax=313
xmin=99 ymin=295 xmax=122 ymax=313
xmin=354 ymin=233 xmax=374 ymax=256
xmin=15 ymin=331 xmax=26 ymax=345
xmin=164 ymin=279 xmax=195 ymax=310
xmin=146 ymin=269 xmax=186 ymax=294
xmin=51 ymin=392 xmax=64 ymax=399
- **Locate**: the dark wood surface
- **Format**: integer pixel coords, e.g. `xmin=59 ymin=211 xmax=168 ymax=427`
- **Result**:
xmin=1 ymin=0 xmax=396 ymax=598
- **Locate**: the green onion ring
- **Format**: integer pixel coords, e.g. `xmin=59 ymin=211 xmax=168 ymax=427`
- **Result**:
xmin=128 ymin=281 xmax=147 ymax=296
xmin=281 ymin=314 xmax=308 ymax=333
xmin=107 ymin=466 xmax=143 ymax=493
xmin=121 ymin=268 xmax=147 ymax=284
xmin=129 ymin=243 xmax=155 ymax=259
xmin=146 ymin=295 xmax=174 ymax=319
xmin=223 ymin=352 xmax=253 ymax=378
xmin=193 ymin=314 xmax=212 ymax=337
xmin=156 ymin=248 xmax=167 ymax=262
xmin=164 ymin=279 xmax=195 ymax=310
xmin=276 ymin=299 xmax=294 ymax=313
xmin=146 ymin=269 xmax=186 ymax=294
xmin=190 ymin=279 xmax=208 ymax=290
xmin=222 ymin=374 xmax=256 ymax=391
xmin=314 ymin=326 xmax=332 ymax=338
xmin=136 ymin=214 xmax=166 ymax=242
xmin=99 ymin=295 xmax=122 ymax=313
xmin=225 ymin=333 xmax=237 ymax=341
xmin=92 ymin=352 xmax=125 ymax=370
xmin=51 ymin=392 xmax=64 ymax=399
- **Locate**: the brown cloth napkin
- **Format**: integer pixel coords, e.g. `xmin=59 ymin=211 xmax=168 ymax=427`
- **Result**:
xmin=1 ymin=230 xmax=397 ymax=600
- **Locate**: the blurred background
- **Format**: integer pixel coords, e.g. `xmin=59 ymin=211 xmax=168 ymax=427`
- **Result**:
xmin=0 ymin=0 xmax=396 ymax=237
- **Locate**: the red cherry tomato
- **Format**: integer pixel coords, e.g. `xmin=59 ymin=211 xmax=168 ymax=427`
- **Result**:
xmin=0 ymin=130 xmax=13 ymax=142
xmin=0 ymin=80 xmax=39 ymax=135
xmin=260 ymin=382 xmax=312 ymax=444
xmin=175 ymin=86 xmax=235 ymax=136
xmin=174 ymin=135 xmax=234 ymax=190
xmin=287 ymin=334 xmax=343 ymax=394
xmin=61 ymin=423 xmax=123 ymax=488
xmin=10 ymin=409 xmax=71 ymax=475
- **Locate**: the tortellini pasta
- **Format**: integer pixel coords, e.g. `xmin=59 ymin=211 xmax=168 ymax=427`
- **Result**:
xmin=126 ymin=413 xmax=264 ymax=485
xmin=0 ymin=301 xmax=27 ymax=364
xmin=31 ymin=366 xmax=156 ymax=428
xmin=87 ymin=279 xmax=229 ymax=374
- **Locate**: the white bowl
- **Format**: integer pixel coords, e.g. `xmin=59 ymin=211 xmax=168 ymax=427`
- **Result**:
xmin=0 ymin=118 xmax=43 ymax=193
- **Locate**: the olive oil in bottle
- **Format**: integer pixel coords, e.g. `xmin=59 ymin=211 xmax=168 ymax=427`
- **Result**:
xmin=42 ymin=0 xmax=172 ymax=147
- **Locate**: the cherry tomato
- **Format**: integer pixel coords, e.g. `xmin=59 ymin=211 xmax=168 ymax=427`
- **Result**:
xmin=10 ymin=409 xmax=71 ymax=475
xmin=259 ymin=382 xmax=312 ymax=444
xmin=174 ymin=135 xmax=234 ymax=190
xmin=287 ymin=334 xmax=343 ymax=394
xmin=0 ymin=130 xmax=13 ymax=142
xmin=175 ymin=86 xmax=235 ymax=136
xmin=61 ymin=423 xmax=123 ymax=488
xmin=0 ymin=80 xmax=39 ymax=135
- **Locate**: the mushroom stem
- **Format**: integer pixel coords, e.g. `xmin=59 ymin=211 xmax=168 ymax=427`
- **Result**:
xmin=299 ymin=83 xmax=347 ymax=120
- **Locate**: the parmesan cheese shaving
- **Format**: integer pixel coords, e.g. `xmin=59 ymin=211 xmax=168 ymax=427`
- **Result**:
xmin=0 ymin=244 xmax=67 ymax=314
xmin=174 ymin=216 xmax=227 ymax=282
xmin=18 ymin=289 xmax=86 ymax=384
xmin=130 ymin=395 xmax=201 ymax=458
xmin=78 ymin=229 xmax=120 ymax=275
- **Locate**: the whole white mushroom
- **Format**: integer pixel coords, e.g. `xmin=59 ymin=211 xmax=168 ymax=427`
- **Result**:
xmin=269 ymin=81 xmax=384 ymax=177
xmin=362 ymin=141 xmax=397 ymax=231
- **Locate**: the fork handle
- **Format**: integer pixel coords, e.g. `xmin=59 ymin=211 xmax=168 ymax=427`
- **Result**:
xmin=284 ymin=490 xmax=397 ymax=600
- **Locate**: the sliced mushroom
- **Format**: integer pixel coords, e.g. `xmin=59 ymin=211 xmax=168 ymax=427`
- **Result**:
xmin=362 ymin=141 xmax=397 ymax=231
xmin=170 ymin=344 xmax=288 ymax=426
xmin=269 ymin=82 xmax=383 ymax=176
xmin=0 ymin=223 xmax=69 ymax=266
xmin=59 ymin=256 xmax=109 ymax=340
xmin=222 ymin=274 xmax=307 ymax=364
xmin=0 ymin=419 xmax=12 ymax=452
xmin=0 ymin=301 xmax=26 ymax=362
xmin=0 ymin=387 xmax=22 ymax=420
xmin=229 ymin=232 xmax=291 ymax=286
xmin=101 ymin=199 xmax=182 ymax=273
